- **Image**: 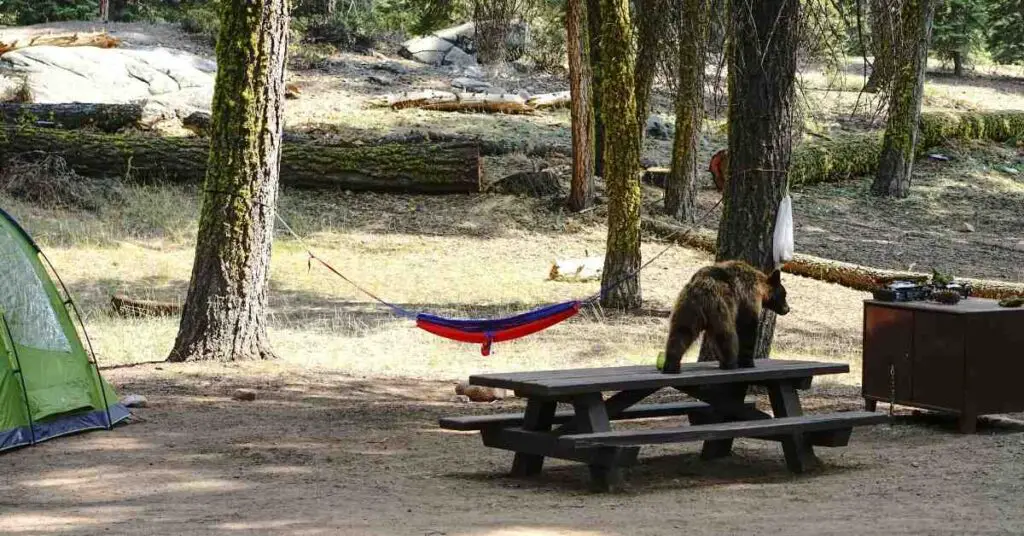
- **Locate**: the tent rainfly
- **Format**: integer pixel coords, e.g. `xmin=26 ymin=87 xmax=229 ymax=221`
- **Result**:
xmin=0 ymin=208 xmax=129 ymax=452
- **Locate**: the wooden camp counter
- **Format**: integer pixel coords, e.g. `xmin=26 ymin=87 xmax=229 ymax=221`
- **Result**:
xmin=862 ymin=298 xmax=1024 ymax=433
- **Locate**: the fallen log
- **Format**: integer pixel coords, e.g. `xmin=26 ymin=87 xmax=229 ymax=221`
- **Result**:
xmin=0 ymin=31 xmax=120 ymax=55
xmin=0 ymin=103 xmax=143 ymax=133
xmin=372 ymin=90 xmax=535 ymax=114
xmin=526 ymin=91 xmax=571 ymax=109
xmin=111 ymin=294 xmax=182 ymax=317
xmin=0 ymin=126 xmax=483 ymax=194
xmin=549 ymin=256 xmax=603 ymax=282
xmin=642 ymin=217 xmax=1024 ymax=299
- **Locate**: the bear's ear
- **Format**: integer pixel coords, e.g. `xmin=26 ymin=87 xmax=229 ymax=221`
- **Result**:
xmin=768 ymin=269 xmax=781 ymax=286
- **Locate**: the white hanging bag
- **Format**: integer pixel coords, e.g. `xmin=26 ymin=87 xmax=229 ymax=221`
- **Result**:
xmin=773 ymin=194 xmax=794 ymax=268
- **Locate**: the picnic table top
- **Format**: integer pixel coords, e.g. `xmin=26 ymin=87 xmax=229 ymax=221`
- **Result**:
xmin=469 ymin=359 xmax=849 ymax=397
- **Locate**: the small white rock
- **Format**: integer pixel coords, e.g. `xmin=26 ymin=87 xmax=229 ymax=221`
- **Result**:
xmin=232 ymin=389 xmax=257 ymax=401
xmin=959 ymin=222 xmax=975 ymax=233
xmin=121 ymin=394 xmax=148 ymax=408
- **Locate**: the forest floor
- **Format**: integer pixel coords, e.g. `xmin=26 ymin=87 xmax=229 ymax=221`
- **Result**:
xmin=1 ymin=21 xmax=1024 ymax=536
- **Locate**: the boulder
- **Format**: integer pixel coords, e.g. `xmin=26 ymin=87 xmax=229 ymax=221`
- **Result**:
xmin=0 ymin=45 xmax=216 ymax=123
xmin=442 ymin=46 xmax=477 ymax=67
xmin=398 ymin=35 xmax=455 ymax=66
xmin=451 ymin=77 xmax=491 ymax=92
xmin=646 ymin=114 xmax=673 ymax=140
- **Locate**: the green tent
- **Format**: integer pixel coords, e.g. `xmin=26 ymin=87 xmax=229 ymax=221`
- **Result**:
xmin=0 ymin=208 xmax=128 ymax=453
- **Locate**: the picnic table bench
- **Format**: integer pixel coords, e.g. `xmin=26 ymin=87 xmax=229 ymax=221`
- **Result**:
xmin=440 ymin=359 xmax=887 ymax=491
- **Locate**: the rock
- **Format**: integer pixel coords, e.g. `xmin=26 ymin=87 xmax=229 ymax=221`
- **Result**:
xmin=451 ymin=77 xmax=491 ymax=92
xmin=959 ymin=222 xmax=975 ymax=233
xmin=1015 ymin=241 xmax=1024 ymax=252
xmin=367 ymin=75 xmax=392 ymax=86
xmin=398 ymin=35 xmax=455 ymax=65
xmin=432 ymin=22 xmax=476 ymax=44
xmin=371 ymin=61 xmax=407 ymax=75
xmin=454 ymin=382 xmax=507 ymax=402
xmin=232 ymin=389 xmax=257 ymax=401
xmin=285 ymin=82 xmax=301 ymax=99
xmin=451 ymin=395 xmax=472 ymax=403
xmin=0 ymin=46 xmax=216 ymax=119
xmin=121 ymin=394 xmax=148 ymax=408
xmin=646 ymin=114 xmax=673 ymax=140
xmin=442 ymin=46 xmax=477 ymax=67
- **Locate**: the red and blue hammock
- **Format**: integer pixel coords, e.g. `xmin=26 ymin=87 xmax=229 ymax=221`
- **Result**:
xmin=301 ymin=250 xmax=584 ymax=356
xmin=416 ymin=300 xmax=582 ymax=356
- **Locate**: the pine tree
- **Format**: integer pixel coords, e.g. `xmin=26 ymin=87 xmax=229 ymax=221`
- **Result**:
xmin=169 ymin=0 xmax=289 ymax=362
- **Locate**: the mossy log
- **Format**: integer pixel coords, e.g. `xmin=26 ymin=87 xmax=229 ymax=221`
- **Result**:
xmin=0 ymin=103 xmax=144 ymax=133
xmin=0 ymin=126 xmax=482 ymax=193
xmin=705 ymin=111 xmax=1024 ymax=189
xmin=642 ymin=217 xmax=1024 ymax=299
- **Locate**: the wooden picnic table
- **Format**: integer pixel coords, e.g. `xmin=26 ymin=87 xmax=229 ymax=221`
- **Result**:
xmin=440 ymin=359 xmax=887 ymax=491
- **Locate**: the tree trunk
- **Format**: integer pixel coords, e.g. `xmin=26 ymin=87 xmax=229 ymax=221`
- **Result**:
xmin=872 ymin=0 xmax=936 ymax=198
xmin=699 ymin=0 xmax=799 ymax=362
xmin=952 ymin=50 xmax=964 ymax=77
xmin=587 ymin=0 xmax=606 ymax=178
xmin=633 ymin=0 xmax=669 ymax=146
xmin=99 ymin=0 xmax=110 ymax=21
xmin=167 ymin=0 xmax=290 ymax=363
xmin=0 ymin=127 xmax=482 ymax=194
xmin=864 ymin=0 xmax=897 ymax=93
xmin=665 ymin=0 xmax=711 ymax=222
xmin=597 ymin=0 xmax=643 ymax=310
xmin=0 ymin=103 xmax=143 ymax=133
xmin=567 ymin=0 xmax=596 ymax=211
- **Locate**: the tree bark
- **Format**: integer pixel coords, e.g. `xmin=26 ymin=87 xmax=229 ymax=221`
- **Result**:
xmin=567 ymin=0 xmax=596 ymax=211
xmin=0 ymin=103 xmax=143 ymax=133
xmin=0 ymin=127 xmax=482 ymax=194
xmin=587 ymin=0 xmax=606 ymax=178
xmin=633 ymin=0 xmax=669 ymax=145
xmin=700 ymin=0 xmax=799 ymax=362
xmin=872 ymin=0 xmax=936 ymax=198
xmin=665 ymin=0 xmax=711 ymax=222
xmin=952 ymin=50 xmax=964 ymax=77
xmin=167 ymin=0 xmax=290 ymax=362
xmin=597 ymin=0 xmax=643 ymax=310
xmin=864 ymin=0 xmax=897 ymax=93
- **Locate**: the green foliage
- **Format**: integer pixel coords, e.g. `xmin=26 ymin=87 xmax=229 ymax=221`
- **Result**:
xmin=1 ymin=0 xmax=98 ymax=25
xmin=931 ymin=0 xmax=988 ymax=71
xmin=523 ymin=0 xmax=566 ymax=71
xmin=180 ymin=2 xmax=221 ymax=45
xmin=987 ymin=0 xmax=1024 ymax=65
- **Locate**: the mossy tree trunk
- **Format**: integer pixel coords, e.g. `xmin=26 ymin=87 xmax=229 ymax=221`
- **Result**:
xmin=872 ymin=0 xmax=936 ymax=198
xmin=598 ymin=0 xmax=642 ymax=310
xmin=168 ymin=0 xmax=290 ymax=362
xmin=567 ymin=0 xmax=595 ymax=211
xmin=665 ymin=0 xmax=711 ymax=222
xmin=587 ymin=0 xmax=606 ymax=178
xmin=699 ymin=0 xmax=798 ymax=362
xmin=633 ymin=0 xmax=669 ymax=147
xmin=865 ymin=0 xmax=897 ymax=93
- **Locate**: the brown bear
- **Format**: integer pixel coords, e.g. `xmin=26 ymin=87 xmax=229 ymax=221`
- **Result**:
xmin=662 ymin=260 xmax=790 ymax=373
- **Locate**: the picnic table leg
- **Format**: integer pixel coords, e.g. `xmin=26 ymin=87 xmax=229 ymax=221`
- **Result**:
xmin=686 ymin=384 xmax=749 ymax=460
xmin=571 ymin=392 xmax=632 ymax=492
xmin=767 ymin=380 xmax=818 ymax=473
xmin=510 ymin=398 xmax=557 ymax=477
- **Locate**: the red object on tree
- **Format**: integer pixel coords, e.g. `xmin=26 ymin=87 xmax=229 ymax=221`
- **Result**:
xmin=709 ymin=149 xmax=727 ymax=192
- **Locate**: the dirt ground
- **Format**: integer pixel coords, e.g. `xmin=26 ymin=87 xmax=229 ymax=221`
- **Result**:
xmin=2 ymin=363 xmax=1023 ymax=535
xmin=1 ymin=21 xmax=1024 ymax=535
